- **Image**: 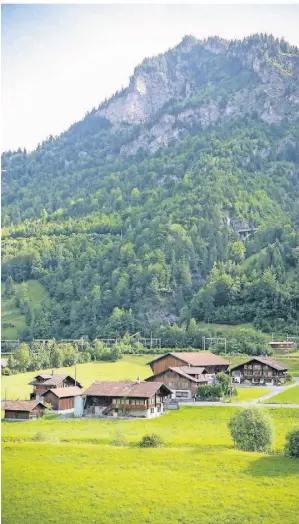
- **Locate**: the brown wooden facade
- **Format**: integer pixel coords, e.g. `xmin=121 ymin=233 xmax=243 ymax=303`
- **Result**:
xmin=84 ymin=381 xmax=172 ymax=418
xmin=29 ymin=374 xmax=82 ymax=400
xmin=231 ymin=358 xmax=288 ymax=385
xmin=150 ymin=355 xmax=187 ymax=375
xmin=42 ymin=387 xmax=82 ymax=411
xmin=146 ymin=368 xmax=207 ymax=398
xmin=4 ymin=402 xmax=46 ymax=420
xmin=148 ymin=353 xmax=229 ymax=375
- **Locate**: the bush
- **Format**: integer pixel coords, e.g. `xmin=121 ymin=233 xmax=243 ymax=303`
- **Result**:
xmin=228 ymin=408 xmax=274 ymax=452
xmin=196 ymin=384 xmax=223 ymax=401
xmin=285 ymin=428 xmax=299 ymax=459
xmin=139 ymin=433 xmax=165 ymax=448
xmin=32 ymin=432 xmax=60 ymax=443
xmin=111 ymin=430 xmax=126 ymax=447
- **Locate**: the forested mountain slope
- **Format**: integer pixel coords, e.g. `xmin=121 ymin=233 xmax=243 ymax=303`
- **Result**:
xmin=2 ymin=34 xmax=299 ymax=341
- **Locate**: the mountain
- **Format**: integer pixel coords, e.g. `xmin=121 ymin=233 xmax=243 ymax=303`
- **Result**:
xmin=2 ymin=33 xmax=299 ymax=344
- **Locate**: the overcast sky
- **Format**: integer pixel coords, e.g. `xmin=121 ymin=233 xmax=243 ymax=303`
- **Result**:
xmin=2 ymin=4 xmax=299 ymax=152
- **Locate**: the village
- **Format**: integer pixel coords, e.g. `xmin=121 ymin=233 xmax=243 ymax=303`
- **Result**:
xmin=2 ymin=349 xmax=294 ymax=421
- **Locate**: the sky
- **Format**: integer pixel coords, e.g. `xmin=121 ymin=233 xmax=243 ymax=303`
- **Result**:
xmin=2 ymin=4 xmax=299 ymax=152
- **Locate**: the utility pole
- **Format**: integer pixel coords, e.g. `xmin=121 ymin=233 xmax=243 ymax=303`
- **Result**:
xmin=75 ymin=364 xmax=77 ymax=387
xmin=203 ymin=336 xmax=206 ymax=351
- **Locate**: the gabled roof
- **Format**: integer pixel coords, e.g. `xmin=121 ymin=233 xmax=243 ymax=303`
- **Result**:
xmin=43 ymin=387 xmax=82 ymax=398
xmin=84 ymin=381 xmax=172 ymax=398
xmin=147 ymin=351 xmax=229 ymax=367
xmin=230 ymin=356 xmax=288 ymax=372
xmin=4 ymin=400 xmax=46 ymax=412
xmin=29 ymin=374 xmax=82 ymax=388
xmin=145 ymin=367 xmax=209 ymax=384
xmin=179 ymin=366 xmax=206 ymax=375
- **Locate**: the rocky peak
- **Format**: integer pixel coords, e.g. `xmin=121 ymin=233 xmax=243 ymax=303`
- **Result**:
xmin=95 ymin=34 xmax=299 ymax=156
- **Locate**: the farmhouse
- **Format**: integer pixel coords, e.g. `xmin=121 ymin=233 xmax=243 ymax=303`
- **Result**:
xmin=29 ymin=372 xmax=82 ymax=400
xmin=42 ymin=387 xmax=83 ymax=411
xmin=146 ymin=366 xmax=209 ymax=400
xmin=230 ymin=357 xmax=288 ymax=385
xmin=147 ymin=351 xmax=229 ymax=375
xmin=3 ymin=400 xmax=46 ymax=420
xmin=84 ymin=380 xmax=172 ymax=418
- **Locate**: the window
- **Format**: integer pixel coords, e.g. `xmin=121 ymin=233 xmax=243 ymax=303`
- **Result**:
xmin=150 ymin=408 xmax=155 ymax=414
xmin=175 ymin=391 xmax=189 ymax=398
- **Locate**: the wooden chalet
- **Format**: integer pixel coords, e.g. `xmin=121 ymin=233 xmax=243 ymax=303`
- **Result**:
xmin=3 ymin=400 xmax=46 ymax=420
xmin=29 ymin=372 xmax=82 ymax=400
xmin=230 ymin=357 xmax=288 ymax=385
xmin=42 ymin=387 xmax=82 ymax=411
xmin=84 ymin=380 xmax=172 ymax=418
xmin=148 ymin=352 xmax=229 ymax=375
xmin=146 ymin=366 xmax=209 ymax=400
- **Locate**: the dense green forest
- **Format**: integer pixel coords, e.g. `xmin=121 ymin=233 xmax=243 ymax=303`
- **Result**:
xmin=2 ymin=34 xmax=299 ymax=344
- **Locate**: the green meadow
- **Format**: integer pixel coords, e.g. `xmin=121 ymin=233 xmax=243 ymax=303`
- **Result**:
xmin=1 ymin=355 xmax=152 ymax=400
xmin=2 ymin=406 xmax=298 ymax=449
xmin=264 ymin=386 xmax=299 ymax=405
xmin=1 ymin=280 xmax=48 ymax=339
xmin=2 ymin=407 xmax=299 ymax=524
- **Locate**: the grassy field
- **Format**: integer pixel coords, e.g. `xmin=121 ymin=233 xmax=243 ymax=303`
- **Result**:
xmin=2 ymin=442 xmax=299 ymax=524
xmin=275 ymin=358 xmax=299 ymax=377
xmin=1 ymin=355 xmax=152 ymax=400
xmin=2 ymin=406 xmax=298 ymax=450
xmin=264 ymin=386 xmax=299 ymax=405
xmin=1 ymin=279 xmax=48 ymax=339
xmin=232 ymin=387 xmax=271 ymax=403
xmin=2 ymin=406 xmax=299 ymax=524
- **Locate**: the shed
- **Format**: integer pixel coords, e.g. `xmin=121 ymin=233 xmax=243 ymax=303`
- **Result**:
xmin=42 ymin=386 xmax=82 ymax=411
xmin=3 ymin=400 xmax=46 ymax=420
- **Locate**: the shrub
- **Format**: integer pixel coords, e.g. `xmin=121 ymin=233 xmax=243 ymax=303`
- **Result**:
xmin=196 ymin=384 xmax=223 ymax=401
xmin=285 ymin=428 xmax=299 ymax=459
xmin=139 ymin=433 xmax=165 ymax=448
xmin=32 ymin=432 xmax=60 ymax=443
xmin=111 ymin=430 xmax=126 ymax=447
xmin=228 ymin=408 xmax=274 ymax=452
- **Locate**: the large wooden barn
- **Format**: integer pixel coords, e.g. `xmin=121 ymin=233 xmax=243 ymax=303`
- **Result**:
xmin=29 ymin=372 xmax=82 ymax=400
xmin=146 ymin=366 xmax=209 ymax=400
xmin=3 ymin=400 xmax=46 ymax=420
xmin=230 ymin=357 xmax=288 ymax=385
xmin=84 ymin=380 xmax=171 ymax=418
xmin=42 ymin=387 xmax=82 ymax=411
xmin=148 ymin=352 xmax=229 ymax=375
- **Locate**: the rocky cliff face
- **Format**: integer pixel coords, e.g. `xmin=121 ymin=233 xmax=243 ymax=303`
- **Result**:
xmin=95 ymin=34 xmax=299 ymax=156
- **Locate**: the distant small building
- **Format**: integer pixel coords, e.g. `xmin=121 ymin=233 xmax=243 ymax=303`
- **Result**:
xmin=3 ymin=400 xmax=46 ymax=420
xmin=29 ymin=373 xmax=82 ymax=400
xmin=147 ymin=352 xmax=229 ymax=376
xmin=146 ymin=366 xmax=209 ymax=400
xmin=84 ymin=380 xmax=172 ymax=418
xmin=268 ymin=341 xmax=296 ymax=351
xmin=1 ymin=358 xmax=8 ymax=369
xmin=230 ymin=357 xmax=288 ymax=386
xmin=1 ymin=358 xmax=9 ymax=374
xmin=42 ymin=387 xmax=83 ymax=411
